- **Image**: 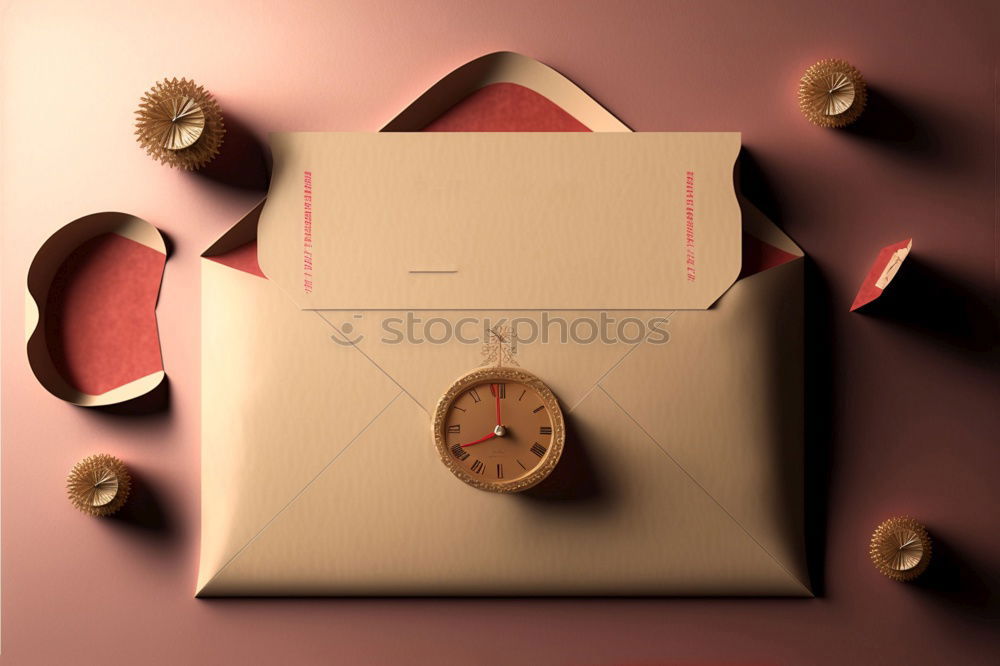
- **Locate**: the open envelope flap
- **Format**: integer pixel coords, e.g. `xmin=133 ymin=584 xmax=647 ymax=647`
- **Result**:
xmin=257 ymin=132 xmax=743 ymax=311
xmin=383 ymin=51 xmax=631 ymax=133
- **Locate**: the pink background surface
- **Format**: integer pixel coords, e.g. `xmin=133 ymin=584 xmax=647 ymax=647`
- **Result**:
xmin=2 ymin=1 xmax=998 ymax=664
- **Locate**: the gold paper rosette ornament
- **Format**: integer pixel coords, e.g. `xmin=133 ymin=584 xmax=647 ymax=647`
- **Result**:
xmin=66 ymin=454 xmax=131 ymax=517
xmin=869 ymin=516 xmax=932 ymax=582
xmin=134 ymin=77 xmax=225 ymax=170
xmin=798 ymin=59 xmax=867 ymax=128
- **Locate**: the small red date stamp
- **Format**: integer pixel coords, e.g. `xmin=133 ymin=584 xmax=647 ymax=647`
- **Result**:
xmin=303 ymin=170 xmax=314 ymax=293
xmin=684 ymin=170 xmax=696 ymax=281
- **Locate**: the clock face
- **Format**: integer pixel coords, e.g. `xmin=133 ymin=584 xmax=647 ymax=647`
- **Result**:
xmin=433 ymin=367 xmax=565 ymax=493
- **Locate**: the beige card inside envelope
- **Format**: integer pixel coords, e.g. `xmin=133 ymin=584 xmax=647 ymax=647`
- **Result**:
xmin=198 ymin=54 xmax=808 ymax=597
xmin=259 ymin=133 xmax=741 ymax=310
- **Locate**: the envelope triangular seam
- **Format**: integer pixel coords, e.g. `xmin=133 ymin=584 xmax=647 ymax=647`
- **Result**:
xmin=567 ymin=312 xmax=675 ymax=413
xmin=596 ymin=385 xmax=811 ymax=594
xmin=315 ymin=311 xmax=430 ymax=415
xmin=566 ymin=343 xmax=639 ymax=413
xmin=197 ymin=391 xmax=404 ymax=595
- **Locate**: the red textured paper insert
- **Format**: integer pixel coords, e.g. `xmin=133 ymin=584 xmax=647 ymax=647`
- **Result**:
xmin=424 ymin=82 xmax=590 ymax=132
xmin=45 ymin=233 xmax=165 ymax=395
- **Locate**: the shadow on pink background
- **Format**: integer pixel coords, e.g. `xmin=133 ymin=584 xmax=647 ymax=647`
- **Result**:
xmin=2 ymin=1 xmax=998 ymax=664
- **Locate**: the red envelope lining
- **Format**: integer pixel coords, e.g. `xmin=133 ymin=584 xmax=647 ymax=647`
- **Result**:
xmin=740 ymin=233 xmax=800 ymax=279
xmin=207 ymin=238 xmax=266 ymax=278
xmin=423 ymin=82 xmax=590 ymax=132
xmin=44 ymin=233 xmax=165 ymax=395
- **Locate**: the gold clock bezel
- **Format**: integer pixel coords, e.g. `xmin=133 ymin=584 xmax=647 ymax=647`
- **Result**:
xmin=432 ymin=366 xmax=565 ymax=494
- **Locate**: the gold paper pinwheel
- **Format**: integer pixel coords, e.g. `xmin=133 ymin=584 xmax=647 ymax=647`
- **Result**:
xmin=66 ymin=453 xmax=131 ymax=517
xmin=869 ymin=516 xmax=932 ymax=581
xmin=134 ymin=77 xmax=225 ymax=169
xmin=798 ymin=59 xmax=867 ymax=128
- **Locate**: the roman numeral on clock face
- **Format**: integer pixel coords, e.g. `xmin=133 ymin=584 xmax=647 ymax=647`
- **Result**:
xmin=470 ymin=459 xmax=485 ymax=474
xmin=447 ymin=424 xmax=461 ymax=433
xmin=532 ymin=405 xmax=544 ymax=414
xmin=530 ymin=442 xmax=547 ymax=457
xmin=496 ymin=463 xmax=503 ymax=479
xmin=539 ymin=426 xmax=552 ymax=435
xmin=450 ymin=444 xmax=469 ymax=461
xmin=469 ymin=388 xmax=481 ymax=403
xmin=490 ymin=383 xmax=506 ymax=399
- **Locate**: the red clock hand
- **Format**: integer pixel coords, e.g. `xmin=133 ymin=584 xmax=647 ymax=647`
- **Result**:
xmin=461 ymin=432 xmax=497 ymax=448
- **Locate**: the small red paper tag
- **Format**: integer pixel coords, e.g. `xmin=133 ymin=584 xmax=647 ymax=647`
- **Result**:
xmin=850 ymin=238 xmax=913 ymax=311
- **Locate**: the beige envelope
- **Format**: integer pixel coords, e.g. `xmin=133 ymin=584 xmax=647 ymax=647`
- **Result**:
xmin=198 ymin=53 xmax=809 ymax=596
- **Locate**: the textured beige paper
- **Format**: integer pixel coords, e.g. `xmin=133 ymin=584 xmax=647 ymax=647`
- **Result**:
xmin=259 ymin=132 xmax=741 ymax=311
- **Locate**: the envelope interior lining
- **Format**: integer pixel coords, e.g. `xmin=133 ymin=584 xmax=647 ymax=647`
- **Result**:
xmin=206 ymin=239 xmax=265 ymax=278
xmin=423 ymin=81 xmax=591 ymax=132
xmin=740 ymin=232 xmax=800 ymax=279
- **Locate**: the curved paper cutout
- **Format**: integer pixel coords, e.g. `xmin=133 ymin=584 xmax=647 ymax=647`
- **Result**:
xmin=26 ymin=212 xmax=167 ymax=406
xmin=382 ymin=51 xmax=631 ymax=132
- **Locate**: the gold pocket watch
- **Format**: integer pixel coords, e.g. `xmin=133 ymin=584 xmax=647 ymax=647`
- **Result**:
xmin=432 ymin=366 xmax=565 ymax=493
